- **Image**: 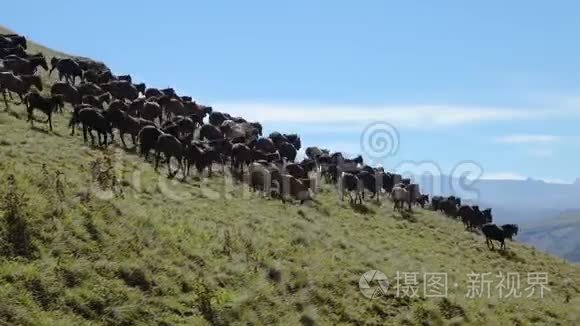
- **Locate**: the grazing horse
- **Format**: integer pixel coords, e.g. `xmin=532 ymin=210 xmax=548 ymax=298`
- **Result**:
xmin=341 ymin=172 xmax=363 ymax=204
xmin=81 ymin=93 xmax=110 ymax=111
xmin=2 ymin=55 xmax=48 ymax=75
xmin=71 ymin=107 xmax=112 ymax=146
xmin=51 ymin=82 xmax=81 ymax=111
xmin=154 ymin=133 xmax=184 ymax=177
xmin=105 ymin=107 xmax=142 ymax=147
xmin=24 ymin=92 xmax=64 ymax=131
xmin=49 ymin=58 xmax=83 ymax=84
xmin=0 ymin=45 xmax=26 ymax=59
xmin=137 ymin=125 xmax=163 ymax=161
xmin=0 ymin=34 xmax=27 ymax=48
xmin=0 ymin=72 xmax=42 ymax=109
xmin=481 ymin=224 xmax=519 ymax=250
xmin=392 ymin=185 xmax=411 ymax=211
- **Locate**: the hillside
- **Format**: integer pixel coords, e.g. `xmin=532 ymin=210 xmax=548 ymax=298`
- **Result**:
xmin=519 ymin=211 xmax=580 ymax=263
xmin=1 ymin=26 xmax=580 ymax=325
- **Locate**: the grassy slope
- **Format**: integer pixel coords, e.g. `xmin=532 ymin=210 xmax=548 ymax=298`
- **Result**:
xmin=1 ymin=26 xmax=579 ymax=325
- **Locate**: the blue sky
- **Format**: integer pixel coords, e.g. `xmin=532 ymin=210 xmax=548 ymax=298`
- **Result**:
xmin=2 ymin=1 xmax=579 ymax=183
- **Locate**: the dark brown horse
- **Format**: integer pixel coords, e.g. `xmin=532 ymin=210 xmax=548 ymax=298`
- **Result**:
xmin=2 ymin=55 xmax=48 ymax=75
xmin=0 ymin=72 xmax=42 ymax=109
xmin=49 ymin=58 xmax=83 ymax=84
xmin=24 ymin=92 xmax=64 ymax=131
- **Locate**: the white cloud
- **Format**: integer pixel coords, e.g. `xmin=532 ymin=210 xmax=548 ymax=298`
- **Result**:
xmin=213 ymin=99 xmax=580 ymax=129
xmin=541 ymin=178 xmax=569 ymax=184
xmin=494 ymin=134 xmax=560 ymax=144
xmin=481 ymin=172 xmax=528 ymax=181
xmin=213 ymin=102 xmax=537 ymax=129
xmin=480 ymin=173 xmax=572 ymax=184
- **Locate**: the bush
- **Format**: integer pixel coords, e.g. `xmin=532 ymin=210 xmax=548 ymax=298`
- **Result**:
xmin=0 ymin=175 xmax=37 ymax=258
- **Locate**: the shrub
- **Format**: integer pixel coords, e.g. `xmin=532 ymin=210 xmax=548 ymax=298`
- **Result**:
xmin=0 ymin=175 xmax=37 ymax=258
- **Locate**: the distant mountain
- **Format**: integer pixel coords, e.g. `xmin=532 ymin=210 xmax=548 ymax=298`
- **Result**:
xmin=518 ymin=211 xmax=580 ymax=263
xmin=471 ymin=178 xmax=580 ymax=215
xmin=413 ymin=175 xmax=580 ymax=224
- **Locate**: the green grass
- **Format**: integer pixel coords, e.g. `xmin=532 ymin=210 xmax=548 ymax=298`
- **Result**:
xmin=1 ymin=26 xmax=579 ymax=325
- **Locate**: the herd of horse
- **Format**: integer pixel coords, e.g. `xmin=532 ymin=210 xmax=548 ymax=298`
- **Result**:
xmin=0 ymin=32 xmax=519 ymax=251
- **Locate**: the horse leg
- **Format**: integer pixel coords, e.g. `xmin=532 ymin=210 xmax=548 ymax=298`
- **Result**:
xmin=16 ymin=92 xmax=24 ymax=105
xmin=179 ymin=158 xmax=185 ymax=180
xmin=167 ymin=156 xmax=173 ymax=177
xmin=144 ymin=147 xmax=149 ymax=161
xmin=48 ymin=114 xmax=53 ymax=131
xmin=120 ymin=132 xmax=127 ymax=148
xmin=154 ymin=152 xmax=160 ymax=171
xmin=89 ymin=129 xmax=96 ymax=145
xmin=103 ymin=133 xmax=108 ymax=147
xmin=82 ymin=125 xmax=88 ymax=143
xmin=2 ymin=89 xmax=8 ymax=110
